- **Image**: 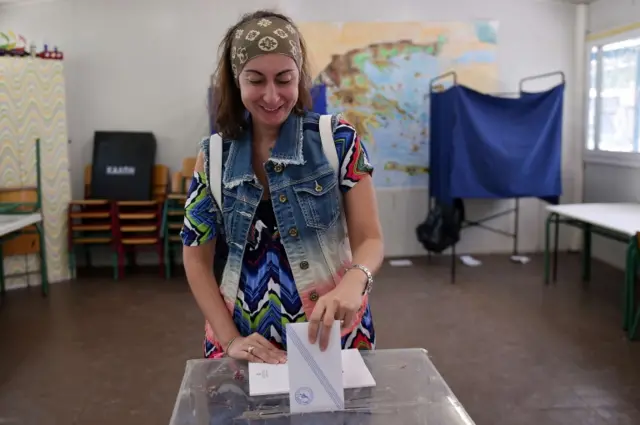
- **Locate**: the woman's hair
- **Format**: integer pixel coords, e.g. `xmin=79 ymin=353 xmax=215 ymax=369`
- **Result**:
xmin=212 ymin=10 xmax=313 ymax=139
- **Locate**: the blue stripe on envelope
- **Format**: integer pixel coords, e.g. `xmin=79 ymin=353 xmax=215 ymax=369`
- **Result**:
xmin=288 ymin=329 xmax=344 ymax=410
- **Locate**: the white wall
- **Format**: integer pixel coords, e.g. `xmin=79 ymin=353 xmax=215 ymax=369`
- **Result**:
xmin=584 ymin=0 xmax=640 ymax=269
xmin=1 ymin=0 xmax=579 ymax=263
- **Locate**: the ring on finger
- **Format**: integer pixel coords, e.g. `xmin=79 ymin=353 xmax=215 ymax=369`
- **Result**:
xmin=247 ymin=345 xmax=255 ymax=354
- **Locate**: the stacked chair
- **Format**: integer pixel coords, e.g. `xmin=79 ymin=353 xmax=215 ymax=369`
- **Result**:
xmin=114 ymin=165 xmax=168 ymax=278
xmin=67 ymin=165 xmax=117 ymax=279
xmin=67 ymin=164 xmax=169 ymax=280
xmin=162 ymin=157 xmax=196 ymax=278
xmin=66 ymin=147 xmax=201 ymax=281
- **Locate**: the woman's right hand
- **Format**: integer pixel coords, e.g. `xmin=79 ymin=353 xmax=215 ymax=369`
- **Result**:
xmin=226 ymin=333 xmax=287 ymax=364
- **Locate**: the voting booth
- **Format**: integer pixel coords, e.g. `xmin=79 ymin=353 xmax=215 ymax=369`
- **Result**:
xmin=168 ymin=348 xmax=475 ymax=425
xmin=90 ymin=131 xmax=157 ymax=201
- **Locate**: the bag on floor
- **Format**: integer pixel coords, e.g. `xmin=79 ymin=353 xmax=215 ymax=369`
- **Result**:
xmin=416 ymin=199 xmax=465 ymax=253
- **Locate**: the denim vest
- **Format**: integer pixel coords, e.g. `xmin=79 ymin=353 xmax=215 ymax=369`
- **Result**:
xmin=200 ymin=111 xmax=369 ymax=343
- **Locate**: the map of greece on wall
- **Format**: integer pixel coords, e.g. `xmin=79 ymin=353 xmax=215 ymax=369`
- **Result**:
xmin=299 ymin=21 xmax=499 ymax=189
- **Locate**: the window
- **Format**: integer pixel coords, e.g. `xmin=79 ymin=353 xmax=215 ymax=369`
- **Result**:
xmin=587 ymin=36 xmax=640 ymax=155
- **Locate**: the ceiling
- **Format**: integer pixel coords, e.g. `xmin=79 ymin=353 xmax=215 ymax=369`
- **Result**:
xmin=0 ymin=0 xmax=601 ymax=4
xmin=0 ymin=0 xmax=603 ymax=3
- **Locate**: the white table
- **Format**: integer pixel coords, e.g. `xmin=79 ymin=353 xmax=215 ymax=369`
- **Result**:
xmin=0 ymin=213 xmax=43 ymax=237
xmin=0 ymin=213 xmax=45 ymax=296
xmin=546 ymin=203 xmax=640 ymax=237
xmin=543 ymin=203 xmax=640 ymax=336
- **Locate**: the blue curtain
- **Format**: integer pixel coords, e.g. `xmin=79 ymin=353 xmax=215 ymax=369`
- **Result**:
xmin=430 ymin=84 xmax=564 ymax=203
xmin=310 ymin=83 xmax=328 ymax=114
xmin=429 ymin=88 xmax=457 ymax=202
xmin=520 ymin=89 xmax=563 ymax=204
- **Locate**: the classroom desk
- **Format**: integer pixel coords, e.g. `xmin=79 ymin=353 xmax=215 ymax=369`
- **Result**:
xmin=0 ymin=213 xmax=45 ymax=297
xmin=169 ymin=348 xmax=475 ymax=425
xmin=543 ymin=203 xmax=640 ymax=335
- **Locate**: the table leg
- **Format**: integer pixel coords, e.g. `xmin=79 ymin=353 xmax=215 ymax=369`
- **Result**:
xmin=553 ymin=214 xmax=559 ymax=283
xmin=629 ymin=266 xmax=640 ymax=339
xmin=37 ymin=222 xmax=48 ymax=297
xmin=627 ymin=239 xmax=637 ymax=335
xmin=630 ymin=310 xmax=640 ymax=340
xmin=581 ymin=223 xmax=592 ymax=283
xmin=624 ymin=237 xmax=639 ymax=333
xmin=544 ymin=213 xmax=554 ymax=285
xmin=0 ymin=243 xmax=5 ymax=298
xmin=624 ymin=241 xmax=632 ymax=331
xmin=451 ymin=243 xmax=457 ymax=284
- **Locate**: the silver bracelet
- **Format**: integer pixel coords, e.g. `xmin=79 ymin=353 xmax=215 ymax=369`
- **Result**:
xmin=347 ymin=264 xmax=373 ymax=295
xmin=224 ymin=336 xmax=238 ymax=355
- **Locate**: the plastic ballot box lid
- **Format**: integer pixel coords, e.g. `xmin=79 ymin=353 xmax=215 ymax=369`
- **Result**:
xmin=168 ymin=348 xmax=475 ymax=425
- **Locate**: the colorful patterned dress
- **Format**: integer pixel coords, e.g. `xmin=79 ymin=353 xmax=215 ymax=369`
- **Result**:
xmin=181 ymin=118 xmax=376 ymax=358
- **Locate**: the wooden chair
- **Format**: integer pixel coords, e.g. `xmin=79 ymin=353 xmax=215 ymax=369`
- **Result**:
xmin=67 ymin=199 xmax=117 ymax=279
xmin=162 ymin=171 xmax=188 ymax=278
xmin=67 ymin=165 xmax=118 ymax=279
xmin=180 ymin=157 xmax=196 ymax=192
xmin=114 ymin=165 xmax=169 ymax=278
xmin=161 ymin=157 xmax=196 ymax=278
xmin=0 ymin=187 xmax=48 ymax=295
xmin=83 ymin=165 xmax=92 ymax=198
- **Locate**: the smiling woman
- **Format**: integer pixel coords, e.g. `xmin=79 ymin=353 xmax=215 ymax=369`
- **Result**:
xmin=213 ymin=11 xmax=313 ymax=141
xmin=239 ymin=55 xmax=299 ymax=128
xmin=181 ymin=9 xmax=385 ymax=363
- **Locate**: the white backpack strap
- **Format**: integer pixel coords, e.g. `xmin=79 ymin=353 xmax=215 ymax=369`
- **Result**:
xmin=209 ymin=133 xmax=223 ymax=209
xmin=318 ymin=114 xmax=350 ymax=247
xmin=319 ymin=114 xmax=339 ymax=175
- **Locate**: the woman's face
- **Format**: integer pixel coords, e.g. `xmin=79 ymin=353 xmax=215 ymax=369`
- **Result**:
xmin=238 ymin=54 xmax=299 ymax=129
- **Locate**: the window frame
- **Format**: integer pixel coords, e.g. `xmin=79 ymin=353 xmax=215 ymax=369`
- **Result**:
xmin=584 ymin=27 xmax=640 ymax=168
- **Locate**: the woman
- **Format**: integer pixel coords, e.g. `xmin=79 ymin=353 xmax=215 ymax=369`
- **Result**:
xmin=181 ymin=10 xmax=384 ymax=364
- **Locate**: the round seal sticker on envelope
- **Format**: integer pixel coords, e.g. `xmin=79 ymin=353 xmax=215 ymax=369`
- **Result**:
xmin=294 ymin=387 xmax=314 ymax=405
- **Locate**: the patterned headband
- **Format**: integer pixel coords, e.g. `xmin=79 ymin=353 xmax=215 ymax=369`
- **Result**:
xmin=230 ymin=16 xmax=302 ymax=81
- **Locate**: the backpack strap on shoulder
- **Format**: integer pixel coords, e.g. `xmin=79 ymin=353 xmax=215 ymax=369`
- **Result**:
xmin=319 ymin=114 xmax=339 ymax=176
xmin=318 ymin=114 xmax=350 ymax=243
xmin=209 ymin=133 xmax=223 ymax=208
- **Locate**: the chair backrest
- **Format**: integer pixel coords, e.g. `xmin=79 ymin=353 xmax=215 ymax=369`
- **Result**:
xmin=84 ymin=165 xmax=92 ymax=198
xmin=152 ymin=165 xmax=169 ymax=201
xmin=170 ymin=171 xmax=183 ymax=194
xmin=180 ymin=157 xmax=196 ymax=192
xmin=0 ymin=187 xmax=39 ymax=212
xmin=181 ymin=157 xmax=197 ymax=176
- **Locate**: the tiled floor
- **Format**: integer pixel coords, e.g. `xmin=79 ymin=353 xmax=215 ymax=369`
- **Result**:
xmin=1 ymin=253 xmax=640 ymax=425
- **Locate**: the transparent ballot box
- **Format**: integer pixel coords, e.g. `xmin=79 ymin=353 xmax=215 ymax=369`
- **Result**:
xmin=169 ymin=348 xmax=475 ymax=425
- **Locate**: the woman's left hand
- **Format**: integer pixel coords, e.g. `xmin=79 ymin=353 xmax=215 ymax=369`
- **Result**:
xmin=308 ymin=274 xmax=365 ymax=351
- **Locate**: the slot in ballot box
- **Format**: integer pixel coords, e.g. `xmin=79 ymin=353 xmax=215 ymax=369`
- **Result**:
xmin=168 ymin=348 xmax=475 ymax=425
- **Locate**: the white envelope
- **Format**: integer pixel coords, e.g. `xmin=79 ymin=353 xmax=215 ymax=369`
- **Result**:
xmin=286 ymin=321 xmax=344 ymax=413
xmin=249 ymin=348 xmax=377 ymax=396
